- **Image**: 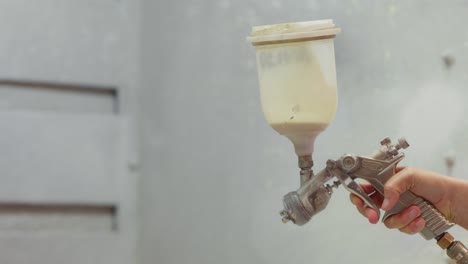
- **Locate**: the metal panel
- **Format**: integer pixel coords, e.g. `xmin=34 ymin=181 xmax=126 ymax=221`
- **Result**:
xmin=0 ymin=112 xmax=125 ymax=204
xmin=0 ymin=0 xmax=139 ymax=263
xmin=0 ymin=234 xmax=133 ymax=264
xmin=0 ymin=0 xmax=137 ymax=86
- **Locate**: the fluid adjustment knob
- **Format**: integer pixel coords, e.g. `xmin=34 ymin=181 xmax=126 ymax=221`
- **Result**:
xmin=380 ymin=137 xmax=391 ymax=146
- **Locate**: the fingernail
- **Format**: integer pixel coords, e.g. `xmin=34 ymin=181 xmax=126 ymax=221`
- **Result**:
xmin=382 ymin=191 xmax=397 ymax=211
xmin=381 ymin=198 xmax=391 ymax=211
xmin=416 ymin=218 xmax=425 ymax=228
xmin=409 ymin=208 xmax=419 ymax=219
xmin=412 ymin=218 xmax=425 ymax=234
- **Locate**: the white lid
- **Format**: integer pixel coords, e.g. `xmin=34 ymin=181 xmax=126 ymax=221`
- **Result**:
xmin=248 ymin=19 xmax=340 ymax=45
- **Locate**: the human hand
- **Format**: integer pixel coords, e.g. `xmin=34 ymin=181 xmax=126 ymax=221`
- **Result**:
xmin=350 ymin=167 xmax=466 ymax=234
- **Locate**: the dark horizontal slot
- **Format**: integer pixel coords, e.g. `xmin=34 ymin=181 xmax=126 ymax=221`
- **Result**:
xmin=0 ymin=203 xmax=117 ymax=232
xmin=0 ymin=203 xmax=116 ymax=214
xmin=0 ymin=79 xmax=117 ymax=96
xmin=0 ymin=79 xmax=118 ymax=114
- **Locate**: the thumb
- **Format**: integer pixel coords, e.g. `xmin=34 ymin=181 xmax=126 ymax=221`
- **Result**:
xmin=381 ymin=167 xmax=416 ymax=211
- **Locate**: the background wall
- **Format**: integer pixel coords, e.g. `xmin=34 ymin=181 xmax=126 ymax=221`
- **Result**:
xmin=139 ymin=1 xmax=468 ymax=264
xmin=0 ymin=1 xmax=140 ymax=263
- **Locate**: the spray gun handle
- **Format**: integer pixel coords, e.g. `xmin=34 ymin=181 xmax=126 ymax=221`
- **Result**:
xmin=352 ymin=138 xmax=454 ymax=239
xmin=342 ymin=153 xmax=454 ymax=240
xmin=381 ymin=190 xmax=454 ymax=240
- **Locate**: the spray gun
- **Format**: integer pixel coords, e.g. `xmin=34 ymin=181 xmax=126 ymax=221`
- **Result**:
xmin=247 ymin=20 xmax=467 ymax=263
xmin=280 ymin=137 xmax=468 ymax=264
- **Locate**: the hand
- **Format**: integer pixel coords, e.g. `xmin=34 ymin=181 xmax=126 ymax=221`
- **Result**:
xmin=350 ymin=167 xmax=468 ymax=234
xmin=350 ymin=182 xmax=425 ymax=234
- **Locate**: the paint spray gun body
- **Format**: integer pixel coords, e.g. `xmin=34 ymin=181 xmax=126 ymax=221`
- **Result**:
xmin=280 ymin=138 xmax=468 ymax=264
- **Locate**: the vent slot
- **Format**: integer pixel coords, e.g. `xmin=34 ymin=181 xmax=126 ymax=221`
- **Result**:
xmin=0 ymin=79 xmax=118 ymax=114
xmin=0 ymin=203 xmax=117 ymax=232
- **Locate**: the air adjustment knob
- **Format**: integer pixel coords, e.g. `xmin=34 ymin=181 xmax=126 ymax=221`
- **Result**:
xmin=396 ymin=138 xmax=410 ymax=149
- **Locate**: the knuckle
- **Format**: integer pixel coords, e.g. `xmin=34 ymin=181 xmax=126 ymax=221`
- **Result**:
xmin=399 ymin=167 xmax=414 ymax=181
xmin=384 ymin=185 xmax=396 ymax=194
xmin=384 ymin=214 xmax=406 ymax=229
xmin=398 ymin=227 xmax=411 ymax=235
xmin=408 ymin=225 xmax=419 ymax=235
xmin=386 ymin=167 xmax=417 ymax=194
xmin=357 ymin=206 xmax=366 ymax=217
xmin=402 ymin=166 xmax=413 ymax=175
xmin=384 ymin=218 xmax=395 ymax=229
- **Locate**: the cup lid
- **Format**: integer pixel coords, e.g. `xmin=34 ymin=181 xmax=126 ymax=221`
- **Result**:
xmin=248 ymin=19 xmax=340 ymax=46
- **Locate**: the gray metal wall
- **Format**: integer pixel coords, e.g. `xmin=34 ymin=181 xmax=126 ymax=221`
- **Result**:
xmin=0 ymin=1 xmax=140 ymax=263
xmin=140 ymin=1 xmax=468 ymax=264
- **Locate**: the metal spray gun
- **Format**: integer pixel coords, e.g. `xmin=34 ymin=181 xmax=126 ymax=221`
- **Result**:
xmin=247 ymin=20 xmax=467 ymax=263
xmin=280 ymin=137 xmax=468 ymax=264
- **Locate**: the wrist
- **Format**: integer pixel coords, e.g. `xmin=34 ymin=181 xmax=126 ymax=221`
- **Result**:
xmin=448 ymin=178 xmax=468 ymax=229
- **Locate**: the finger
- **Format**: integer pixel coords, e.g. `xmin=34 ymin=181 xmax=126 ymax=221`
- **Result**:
xmin=364 ymin=207 xmax=379 ymax=224
xmin=384 ymin=205 xmax=421 ymax=229
xmin=350 ymin=190 xmax=384 ymax=208
xmin=350 ymin=194 xmax=381 ymax=224
xmin=382 ymin=167 xmax=417 ymax=211
xmin=398 ymin=217 xmax=426 ymax=235
xmin=355 ymin=203 xmax=379 ymax=224
xmin=350 ymin=182 xmax=383 ymax=205
xmin=350 ymin=194 xmax=368 ymax=219
xmin=356 ymin=198 xmax=367 ymax=217
xmin=350 ymin=194 xmax=364 ymax=207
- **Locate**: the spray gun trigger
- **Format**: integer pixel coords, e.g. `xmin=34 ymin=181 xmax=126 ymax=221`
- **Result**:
xmin=327 ymin=161 xmax=381 ymax=219
xmin=343 ymin=179 xmax=381 ymax=219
